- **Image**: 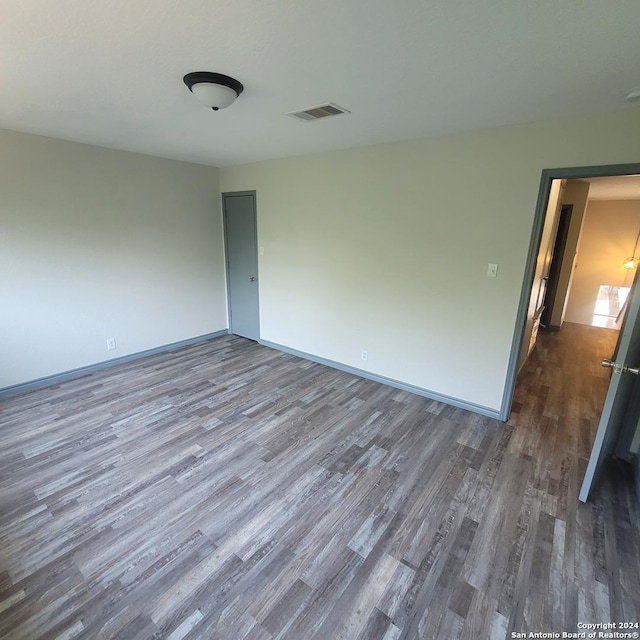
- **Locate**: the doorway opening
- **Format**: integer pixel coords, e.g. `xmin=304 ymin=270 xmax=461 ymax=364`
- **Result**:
xmin=504 ymin=163 xmax=640 ymax=501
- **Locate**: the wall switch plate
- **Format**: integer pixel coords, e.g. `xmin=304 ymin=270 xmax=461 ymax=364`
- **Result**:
xmin=106 ymin=338 xmax=116 ymax=350
xmin=487 ymin=263 xmax=498 ymax=278
xmin=259 ymin=246 xmax=265 ymax=255
xmin=361 ymin=350 xmax=368 ymax=361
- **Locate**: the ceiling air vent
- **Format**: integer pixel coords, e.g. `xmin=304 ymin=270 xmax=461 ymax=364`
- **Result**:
xmin=286 ymin=102 xmax=351 ymax=121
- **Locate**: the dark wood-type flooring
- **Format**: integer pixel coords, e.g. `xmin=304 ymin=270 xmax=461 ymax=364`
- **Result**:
xmin=1 ymin=324 xmax=639 ymax=639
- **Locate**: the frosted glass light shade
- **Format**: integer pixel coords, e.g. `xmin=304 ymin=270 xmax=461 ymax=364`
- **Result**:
xmin=190 ymin=82 xmax=238 ymax=110
xmin=183 ymin=72 xmax=244 ymax=111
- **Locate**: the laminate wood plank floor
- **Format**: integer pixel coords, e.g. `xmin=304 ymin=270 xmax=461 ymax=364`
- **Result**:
xmin=1 ymin=325 xmax=638 ymax=639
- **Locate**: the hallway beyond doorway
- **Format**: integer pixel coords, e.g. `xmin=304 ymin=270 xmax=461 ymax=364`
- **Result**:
xmin=512 ymin=322 xmax=617 ymax=427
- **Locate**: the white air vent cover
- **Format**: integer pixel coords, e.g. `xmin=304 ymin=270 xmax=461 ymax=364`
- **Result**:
xmin=286 ymin=102 xmax=351 ymax=121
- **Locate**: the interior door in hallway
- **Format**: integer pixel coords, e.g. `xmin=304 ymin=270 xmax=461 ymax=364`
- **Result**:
xmin=223 ymin=191 xmax=260 ymax=341
xmin=580 ymin=268 xmax=640 ymax=501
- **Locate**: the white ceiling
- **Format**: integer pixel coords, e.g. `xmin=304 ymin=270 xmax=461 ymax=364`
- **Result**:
xmin=586 ymin=176 xmax=640 ymax=201
xmin=2 ymin=0 xmax=640 ymax=167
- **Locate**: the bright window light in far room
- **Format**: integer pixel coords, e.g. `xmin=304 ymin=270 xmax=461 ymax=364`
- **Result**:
xmin=592 ymin=285 xmax=631 ymax=328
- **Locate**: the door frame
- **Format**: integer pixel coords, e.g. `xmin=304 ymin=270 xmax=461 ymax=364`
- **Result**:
xmin=501 ymin=162 xmax=640 ymax=421
xmin=222 ymin=190 xmax=260 ymax=339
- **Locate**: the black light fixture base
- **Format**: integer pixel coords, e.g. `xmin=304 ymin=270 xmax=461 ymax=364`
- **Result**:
xmin=183 ymin=72 xmax=244 ymax=99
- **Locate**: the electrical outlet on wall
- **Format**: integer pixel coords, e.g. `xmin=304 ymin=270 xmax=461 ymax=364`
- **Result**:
xmin=106 ymin=338 xmax=116 ymax=350
xmin=361 ymin=350 xmax=368 ymax=361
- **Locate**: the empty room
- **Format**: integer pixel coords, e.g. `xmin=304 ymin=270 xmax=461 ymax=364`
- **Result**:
xmin=1 ymin=1 xmax=640 ymax=639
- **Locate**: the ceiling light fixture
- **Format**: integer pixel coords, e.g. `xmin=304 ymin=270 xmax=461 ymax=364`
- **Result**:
xmin=183 ymin=72 xmax=244 ymax=111
xmin=623 ymin=224 xmax=640 ymax=269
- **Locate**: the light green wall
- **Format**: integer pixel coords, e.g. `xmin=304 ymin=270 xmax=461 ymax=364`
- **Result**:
xmin=0 ymin=129 xmax=227 ymax=388
xmin=220 ymin=109 xmax=640 ymax=412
